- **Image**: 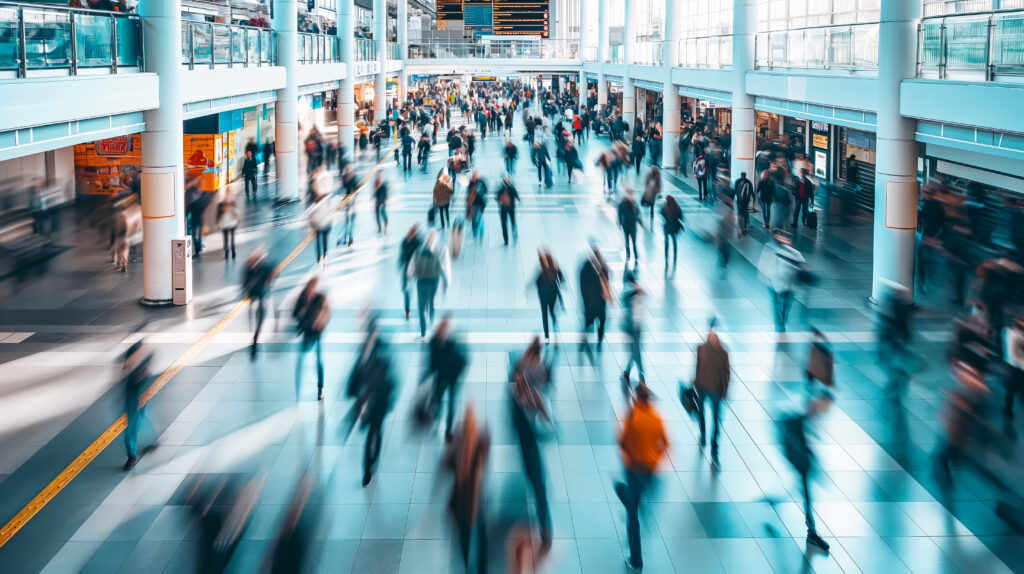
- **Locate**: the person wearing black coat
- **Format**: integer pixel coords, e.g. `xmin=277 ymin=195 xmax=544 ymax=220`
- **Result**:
xmin=564 ymin=142 xmax=580 ymax=184
xmin=661 ymin=195 xmax=684 ymax=267
xmin=243 ymin=248 xmax=275 ymax=358
xmin=497 ymin=175 xmax=520 ymax=245
xmin=293 ymin=277 xmax=329 ymax=401
xmin=423 ymin=317 xmax=468 ymax=440
xmin=618 ymin=189 xmax=641 ymax=264
xmin=400 ymin=225 xmax=423 ymax=320
xmin=579 ymin=244 xmax=610 ymax=363
xmin=242 ymin=151 xmax=259 ymax=201
xmin=757 ymin=171 xmax=775 ymax=229
xmin=632 ymin=134 xmax=646 ymax=175
xmin=349 ymin=324 xmax=395 ymax=487
xmin=535 ymin=251 xmax=565 ymax=342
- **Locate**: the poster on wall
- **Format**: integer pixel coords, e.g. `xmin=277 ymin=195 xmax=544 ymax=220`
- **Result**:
xmin=73 ymin=134 xmax=142 ymax=195
xmin=814 ymin=150 xmax=828 ymax=179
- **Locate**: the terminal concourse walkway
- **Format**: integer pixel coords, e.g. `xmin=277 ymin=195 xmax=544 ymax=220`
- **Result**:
xmin=0 ymin=110 xmax=1021 ymax=573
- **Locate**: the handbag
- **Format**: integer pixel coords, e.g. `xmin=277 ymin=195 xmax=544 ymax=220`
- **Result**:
xmin=679 ymin=384 xmax=699 ymax=417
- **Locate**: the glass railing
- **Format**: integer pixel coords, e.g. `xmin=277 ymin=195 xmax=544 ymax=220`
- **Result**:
xmin=0 ymin=1 xmax=142 ymax=77
xmin=677 ymin=35 xmax=733 ymax=69
xmin=354 ymin=37 xmax=376 ymax=61
xmin=387 ymin=41 xmax=401 ymax=60
xmin=632 ymin=40 xmax=663 ymax=66
xmin=755 ymin=23 xmax=879 ymax=71
xmin=298 ymin=32 xmax=339 ymax=64
xmin=608 ymin=43 xmax=623 ymax=63
xmin=407 ymin=39 xmax=578 ymax=60
xmin=583 ymin=45 xmax=598 ymax=62
xmin=922 ymin=0 xmax=1024 ymax=17
xmin=919 ymin=8 xmax=1024 ymax=80
xmin=181 ymin=21 xmax=275 ymax=69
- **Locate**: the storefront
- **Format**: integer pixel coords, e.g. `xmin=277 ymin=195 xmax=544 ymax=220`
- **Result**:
xmin=73 ymin=135 xmax=142 ymax=196
xmin=681 ymin=96 xmax=731 ymax=135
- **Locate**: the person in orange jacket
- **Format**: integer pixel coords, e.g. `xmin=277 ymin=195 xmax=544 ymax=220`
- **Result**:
xmin=613 ymin=384 xmax=668 ymax=571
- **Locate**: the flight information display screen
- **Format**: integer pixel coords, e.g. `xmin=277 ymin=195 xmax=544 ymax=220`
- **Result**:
xmin=437 ymin=0 xmax=464 ymax=29
xmin=492 ymin=0 xmax=549 ymax=37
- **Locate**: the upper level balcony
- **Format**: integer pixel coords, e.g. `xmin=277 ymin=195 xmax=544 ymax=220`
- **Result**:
xmin=918 ymin=7 xmax=1024 ymax=83
xmin=0 ymin=1 xmax=142 ymax=78
xmin=180 ymin=20 xmax=276 ymax=69
xmin=408 ymin=39 xmax=577 ymax=61
xmin=678 ymin=35 xmax=732 ymax=70
xmin=755 ymin=22 xmax=879 ymax=75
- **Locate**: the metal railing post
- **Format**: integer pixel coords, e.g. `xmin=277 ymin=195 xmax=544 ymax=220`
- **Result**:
xmin=110 ymin=15 xmax=118 ymax=73
xmin=208 ymin=24 xmax=214 ymax=69
xmin=188 ymin=24 xmax=195 ymax=70
xmin=17 ymin=7 xmax=27 ymax=77
xmin=986 ymin=15 xmax=995 ymax=81
xmin=229 ymin=26 xmax=234 ymax=68
xmin=939 ymin=21 xmax=947 ymax=79
xmin=69 ymin=12 xmax=78 ymax=75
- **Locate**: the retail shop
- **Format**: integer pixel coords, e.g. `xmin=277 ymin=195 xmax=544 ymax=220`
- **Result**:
xmin=680 ymin=96 xmax=732 ymax=135
xmin=634 ymin=84 xmax=663 ymax=127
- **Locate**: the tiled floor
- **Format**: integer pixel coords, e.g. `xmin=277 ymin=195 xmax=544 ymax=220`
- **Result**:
xmin=0 ymin=107 xmax=1021 ymax=573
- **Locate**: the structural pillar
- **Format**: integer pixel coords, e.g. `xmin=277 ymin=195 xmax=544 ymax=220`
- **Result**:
xmin=578 ymin=0 xmax=588 ymax=109
xmin=661 ymin=0 xmax=680 ymax=168
xmin=337 ymin=0 xmax=354 ymax=151
xmin=273 ymin=0 xmax=299 ymax=200
xmin=138 ymin=0 xmax=185 ymax=305
xmin=621 ymin=0 xmax=635 ymax=128
xmin=872 ymin=0 xmax=921 ymax=300
xmin=730 ymin=0 xmax=756 ymax=182
xmin=397 ymin=0 xmax=408 ymax=103
xmin=597 ymin=0 xmax=608 ymax=107
xmin=373 ymin=0 xmax=386 ymax=123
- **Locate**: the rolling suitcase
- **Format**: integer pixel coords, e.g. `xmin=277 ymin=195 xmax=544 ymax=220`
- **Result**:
xmin=806 ymin=210 xmax=818 ymax=230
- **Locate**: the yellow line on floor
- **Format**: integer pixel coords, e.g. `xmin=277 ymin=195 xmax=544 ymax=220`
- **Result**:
xmin=0 ymin=146 xmax=398 ymax=548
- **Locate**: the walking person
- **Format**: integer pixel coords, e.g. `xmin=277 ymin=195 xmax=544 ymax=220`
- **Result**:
xmin=693 ymin=151 xmax=710 ymax=201
xmin=617 ymin=188 xmax=641 ymax=265
xmin=661 ymin=195 xmax=684 ymax=270
xmin=216 ymin=194 xmax=239 ymax=260
xmin=758 ymin=231 xmax=805 ymax=332
xmin=694 ymin=320 xmax=730 ymax=469
xmin=503 ymin=139 xmax=519 ymax=174
xmin=122 ymin=341 xmax=154 ymax=471
xmin=631 ymin=133 xmax=646 ymax=176
xmin=791 ymin=168 xmax=815 ymax=228
xmin=399 ymin=225 xmax=423 ymax=321
xmin=408 ymin=231 xmax=450 ymax=339
xmin=641 ymin=166 xmax=661 ymax=227
xmin=613 ymin=383 xmax=668 ymax=571
xmin=262 ymin=139 xmax=274 ymax=180
xmin=531 ymin=141 xmax=550 ymax=187
xmin=563 ymin=141 xmax=581 ymax=184
xmin=401 ymin=130 xmax=415 ymax=173
xmin=579 ymin=243 xmax=611 ymax=364
xmin=423 ymin=316 xmax=468 ymax=441
xmin=511 ymin=338 xmax=554 ymax=548
xmin=534 ymin=250 xmax=565 ymax=343
xmin=242 ymin=150 xmax=259 ymax=201
xmin=445 ymin=406 xmax=491 ymax=574
xmin=373 ymin=173 xmax=389 ymax=234
xmin=243 ymin=247 xmax=274 ymax=359
xmin=346 ymin=318 xmax=395 ymax=486
xmin=497 ymin=174 xmax=520 ymax=245
xmin=338 ymin=166 xmax=358 ymax=247
xmin=734 ymin=172 xmax=754 ymax=236
xmin=433 ymin=168 xmax=454 ymax=230
xmin=293 ymin=276 xmax=330 ymax=401
xmin=306 ymin=189 xmax=334 ymax=263
xmin=620 ymin=270 xmax=646 ymax=391
xmin=758 ymin=170 xmax=775 ymax=229
xmin=466 ymin=171 xmax=487 ymax=242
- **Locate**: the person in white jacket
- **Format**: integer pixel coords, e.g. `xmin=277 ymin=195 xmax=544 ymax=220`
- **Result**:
xmin=758 ymin=231 xmax=805 ymax=332
xmin=306 ymin=190 xmax=336 ymax=263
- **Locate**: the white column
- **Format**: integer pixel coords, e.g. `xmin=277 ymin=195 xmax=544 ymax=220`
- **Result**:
xmin=872 ymin=0 xmax=920 ymax=300
xmin=597 ymin=0 xmax=609 ymax=107
xmin=730 ymin=0 xmax=756 ymax=182
xmin=598 ymin=73 xmax=608 ymax=106
xmin=273 ymin=0 xmax=299 ymax=201
xmin=578 ymin=0 xmax=588 ymax=108
xmin=337 ymin=0 xmax=354 ymax=150
xmin=397 ymin=0 xmax=408 ymax=104
xmin=139 ymin=0 xmax=185 ymax=305
xmin=661 ymin=0 xmax=680 ymax=168
xmin=374 ymin=0 xmax=387 ymax=123
xmin=579 ymin=70 xmax=587 ymax=108
xmin=621 ymin=0 xmax=635 ymax=127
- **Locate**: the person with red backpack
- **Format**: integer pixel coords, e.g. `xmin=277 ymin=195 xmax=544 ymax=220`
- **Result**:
xmin=693 ymin=152 xmax=710 ymax=201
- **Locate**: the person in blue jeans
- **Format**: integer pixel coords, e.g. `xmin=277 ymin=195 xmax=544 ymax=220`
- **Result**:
xmin=122 ymin=341 xmax=154 ymax=471
xmin=293 ymin=277 xmax=330 ymax=401
xmin=408 ymin=232 xmax=449 ymax=338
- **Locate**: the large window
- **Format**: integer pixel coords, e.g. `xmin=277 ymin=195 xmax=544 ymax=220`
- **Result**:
xmin=924 ymin=0 xmax=1024 ymax=17
xmin=677 ymin=0 xmax=733 ymax=38
xmin=757 ymin=0 xmax=879 ymax=32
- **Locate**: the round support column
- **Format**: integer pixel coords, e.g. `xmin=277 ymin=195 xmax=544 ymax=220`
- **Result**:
xmin=622 ymin=77 xmax=635 ymax=129
xmin=597 ymin=73 xmax=608 ymax=107
xmin=138 ymin=0 xmax=185 ymax=306
xmin=373 ymin=0 xmax=386 ymax=123
xmin=661 ymin=0 xmax=680 ymax=168
xmin=730 ymin=0 xmax=756 ymax=182
xmin=397 ymin=0 xmax=408 ymax=104
xmin=337 ymin=0 xmax=354 ymax=150
xmin=273 ymin=0 xmax=299 ymax=201
xmin=872 ymin=0 xmax=921 ymax=300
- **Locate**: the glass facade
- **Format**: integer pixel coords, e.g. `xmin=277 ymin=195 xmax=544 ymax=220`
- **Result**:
xmin=676 ymin=0 xmax=733 ymax=69
xmin=633 ymin=0 xmax=665 ymax=65
xmin=755 ymin=0 xmax=879 ymax=70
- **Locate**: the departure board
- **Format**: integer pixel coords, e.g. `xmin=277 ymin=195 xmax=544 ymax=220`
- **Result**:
xmin=464 ymin=0 xmax=494 ymax=36
xmin=436 ymin=0 xmax=463 ymax=29
xmin=492 ymin=0 xmax=549 ymax=37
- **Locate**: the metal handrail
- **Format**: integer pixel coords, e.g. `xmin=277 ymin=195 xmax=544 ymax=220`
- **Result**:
xmin=181 ymin=21 xmax=275 ymax=70
xmin=298 ymin=31 xmax=339 ymax=64
xmin=632 ymin=40 xmax=663 ymax=66
xmin=408 ymin=39 xmax=578 ymax=60
xmin=754 ymin=22 xmax=880 ymax=71
xmin=677 ymin=34 xmax=733 ymax=70
xmin=354 ymin=37 xmax=376 ymax=61
xmin=917 ymin=8 xmax=1024 ymax=80
xmin=1 ymin=0 xmax=142 ymax=77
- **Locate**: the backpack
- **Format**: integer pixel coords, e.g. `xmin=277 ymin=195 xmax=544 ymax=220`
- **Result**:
xmin=298 ymin=293 xmax=329 ymax=335
xmin=413 ymin=246 xmax=442 ymax=278
xmin=693 ymin=156 xmax=708 ymax=179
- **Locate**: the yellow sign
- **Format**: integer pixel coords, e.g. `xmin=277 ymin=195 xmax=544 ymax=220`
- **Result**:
xmin=813 ymin=133 xmax=829 ymax=150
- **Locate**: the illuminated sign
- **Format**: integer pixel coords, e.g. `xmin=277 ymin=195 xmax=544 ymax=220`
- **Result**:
xmin=812 ymin=133 xmax=829 ymax=150
xmin=437 ymin=0 xmax=463 ymax=26
xmin=492 ymin=0 xmax=549 ymax=37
